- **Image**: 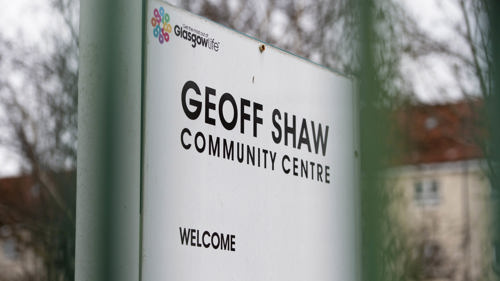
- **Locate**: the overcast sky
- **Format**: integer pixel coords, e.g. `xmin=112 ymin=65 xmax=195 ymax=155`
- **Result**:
xmin=0 ymin=0 xmax=468 ymax=177
xmin=402 ymin=0 xmax=470 ymax=102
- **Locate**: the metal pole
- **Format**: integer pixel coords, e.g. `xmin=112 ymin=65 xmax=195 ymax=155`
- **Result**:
xmin=75 ymin=0 xmax=144 ymax=280
xmin=488 ymin=0 xmax=500 ymax=278
xmin=358 ymin=0 xmax=388 ymax=280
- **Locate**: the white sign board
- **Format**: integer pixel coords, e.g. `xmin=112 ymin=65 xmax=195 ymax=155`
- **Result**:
xmin=142 ymin=1 xmax=358 ymax=280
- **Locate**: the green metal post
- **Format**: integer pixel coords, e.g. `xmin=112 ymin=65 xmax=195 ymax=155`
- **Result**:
xmin=75 ymin=0 xmax=143 ymax=280
xmin=488 ymin=0 xmax=500 ymax=278
xmin=358 ymin=0 xmax=391 ymax=280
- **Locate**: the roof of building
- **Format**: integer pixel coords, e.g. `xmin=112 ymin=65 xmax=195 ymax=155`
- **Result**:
xmin=0 ymin=175 xmax=42 ymax=225
xmin=0 ymin=172 xmax=75 ymax=226
xmin=396 ymin=99 xmax=484 ymax=165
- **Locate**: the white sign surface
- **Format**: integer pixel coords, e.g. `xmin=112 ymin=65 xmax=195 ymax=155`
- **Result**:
xmin=142 ymin=1 xmax=358 ymax=280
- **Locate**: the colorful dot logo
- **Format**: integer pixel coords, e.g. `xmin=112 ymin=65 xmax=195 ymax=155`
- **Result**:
xmin=151 ymin=7 xmax=171 ymax=44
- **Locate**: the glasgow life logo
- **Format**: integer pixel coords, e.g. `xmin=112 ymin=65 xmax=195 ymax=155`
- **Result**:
xmin=151 ymin=7 xmax=171 ymax=44
xmin=173 ymin=24 xmax=220 ymax=52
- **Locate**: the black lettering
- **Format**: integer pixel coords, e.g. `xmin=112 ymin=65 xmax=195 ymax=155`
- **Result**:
xmin=270 ymin=151 xmax=277 ymax=170
xmin=180 ymin=128 xmax=191 ymax=150
xmin=282 ymin=155 xmax=290 ymax=174
xmin=219 ymin=93 xmax=237 ymax=130
xmin=301 ymin=159 xmax=308 ymax=178
xmin=297 ymin=118 xmax=311 ymax=152
xmin=284 ymin=113 xmax=296 ymax=148
xmin=292 ymin=157 xmax=298 ymax=176
xmin=220 ymin=233 xmax=230 ymax=250
xmin=262 ymin=149 xmax=268 ymax=168
xmin=205 ymin=86 xmax=216 ymax=125
xmin=190 ymin=228 xmax=196 ymax=246
xmin=311 ymin=121 xmax=329 ymax=156
xmin=257 ymin=147 xmax=261 ymax=167
xmin=201 ymin=37 xmax=208 ymax=47
xmin=196 ymin=229 xmax=201 ymax=247
xmin=253 ymin=102 xmax=263 ymax=137
xmin=240 ymin=98 xmax=251 ymax=135
xmin=309 ymin=161 xmax=316 ymax=180
xmin=202 ymin=231 xmax=210 ymax=248
xmin=317 ymin=163 xmax=323 ymax=182
xmin=247 ymin=145 xmax=255 ymax=165
xmin=325 ymin=165 xmax=331 ymax=184
xmin=194 ymin=132 xmax=206 ymax=152
xmin=223 ymin=139 xmax=234 ymax=160
xmin=211 ymin=233 xmax=220 ymax=249
xmin=230 ymin=235 xmax=236 ymax=251
xmin=208 ymin=135 xmax=220 ymax=157
xmin=179 ymin=227 xmax=236 ymax=252
xmin=272 ymin=109 xmax=282 ymax=144
xmin=181 ymin=81 xmax=202 ymax=120
xmin=236 ymin=142 xmax=244 ymax=163
xmin=179 ymin=227 xmax=190 ymax=245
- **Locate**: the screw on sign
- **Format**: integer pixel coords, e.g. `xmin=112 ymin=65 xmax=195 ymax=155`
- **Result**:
xmin=151 ymin=7 xmax=171 ymax=44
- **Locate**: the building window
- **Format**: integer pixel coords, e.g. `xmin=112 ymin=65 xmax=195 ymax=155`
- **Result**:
xmin=31 ymin=183 xmax=41 ymax=197
xmin=2 ymin=238 xmax=19 ymax=261
xmin=425 ymin=116 xmax=438 ymax=130
xmin=420 ymin=240 xmax=445 ymax=278
xmin=414 ymin=179 xmax=440 ymax=206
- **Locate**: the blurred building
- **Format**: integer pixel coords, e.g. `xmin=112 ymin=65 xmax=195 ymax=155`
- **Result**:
xmin=388 ymin=100 xmax=495 ymax=281
xmin=0 ymin=100 xmax=496 ymax=281
xmin=0 ymin=175 xmax=44 ymax=280
xmin=0 ymin=172 xmax=75 ymax=281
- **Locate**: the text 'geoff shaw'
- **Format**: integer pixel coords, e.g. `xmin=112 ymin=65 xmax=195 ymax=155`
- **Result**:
xmin=180 ymin=80 xmax=332 ymax=184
